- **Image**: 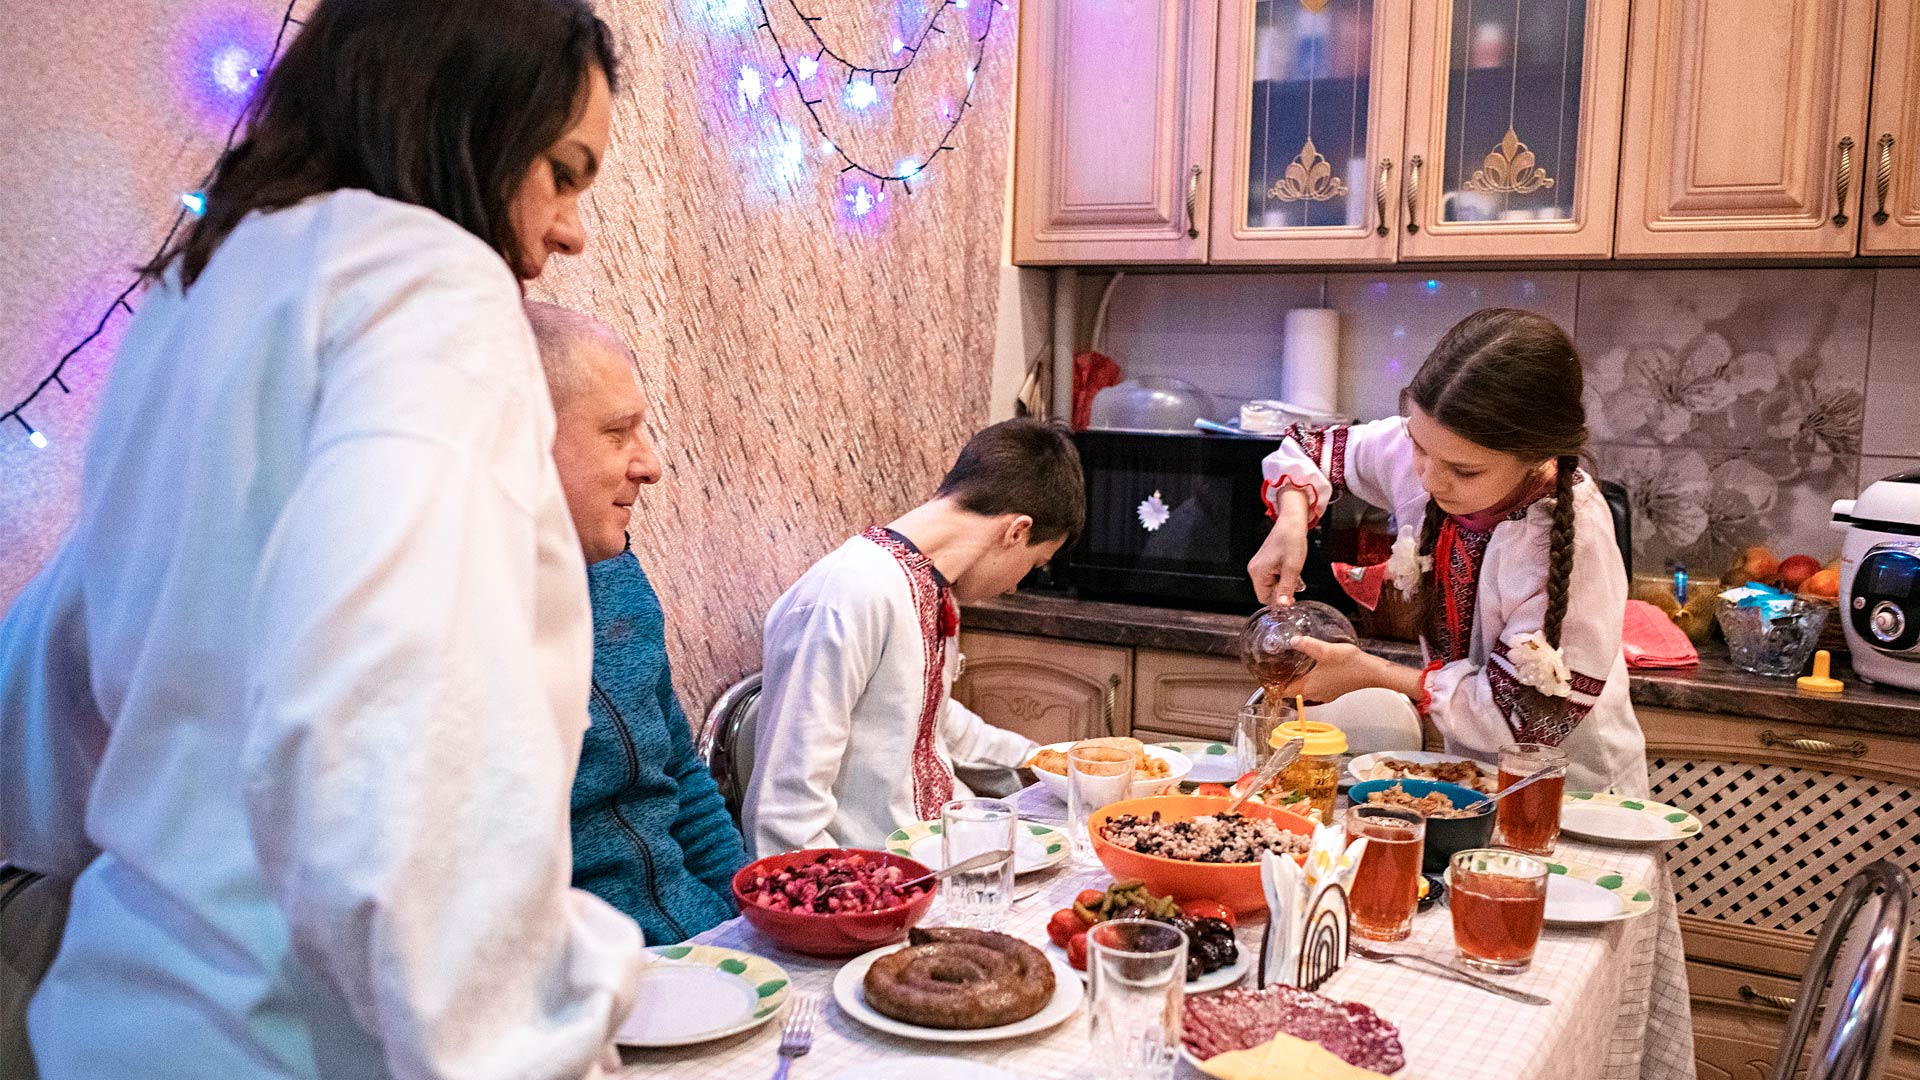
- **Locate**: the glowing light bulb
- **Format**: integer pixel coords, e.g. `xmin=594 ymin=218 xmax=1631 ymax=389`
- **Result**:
xmin=896 ymin=159 xmax=921 ymax=179
xmin=736 ymin=65 xmax=764 ymax=109
xmin=1423 ymin=279 xmax=1440 ymax=292
xmin=846 ymin=81 xmax=878 ymax=109
xmin=965 ymin=65 xmax=976 ymax=87
xmin=796 ymin=54 xmax=820 ymax=80
xmin=892 ymin=36 xmax=905 ymax=54
xmin=181 ymin=192 xmax=207 ymax=216
xmin=211 ymin=44 xmax=257 ymax=95
xmin=27 ymin=429 xmax=47 ymax=449
xmin=845 ymin=185 xmax=875 ymax=217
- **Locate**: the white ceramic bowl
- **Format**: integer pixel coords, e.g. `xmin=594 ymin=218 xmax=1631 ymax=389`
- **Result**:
xmin=1026 ymin=742 xmax=1191 ymax=803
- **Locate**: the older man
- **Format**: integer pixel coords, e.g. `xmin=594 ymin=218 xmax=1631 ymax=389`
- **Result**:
xmin=525 ymin=303 xmax=747 ymax=945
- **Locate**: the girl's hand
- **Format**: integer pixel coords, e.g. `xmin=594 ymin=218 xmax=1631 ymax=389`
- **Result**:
xmin=1248 ymin=489 xmax=1312 ymax=605
xmin=1294 ymin=637 xmax=1425 ymax=703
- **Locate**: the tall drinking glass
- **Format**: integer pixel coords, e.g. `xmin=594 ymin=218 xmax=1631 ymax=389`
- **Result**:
xmin=1088 ymin=919 xmax=1187 ymax=1080
xmin=940 ymin=797 xmax=1016 ymax=930
xmin=1068 ymin=745 xmax=1134 ymax=865
xmin=1493 ymin=743 xmax=1568 ymax=855
xmin=1345 ymin=805 xmax=1426 ymax=942
xmin=1450 ymin=848 xmax=1550 ymax=973
xmin=1233 ymin=697 xmax=1294 ymax=777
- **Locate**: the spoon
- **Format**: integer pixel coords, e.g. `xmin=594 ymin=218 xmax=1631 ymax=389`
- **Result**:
xmin=1224 ymin=736 xmax=1305 ymax=815
xmin=824 ymin=848 xmax=1012 ymax=897
xmin=1476 ymin=766 xmax=1568 ymax=809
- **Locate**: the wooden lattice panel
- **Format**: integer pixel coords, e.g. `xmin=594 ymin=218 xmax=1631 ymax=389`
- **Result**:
xmin=1651 ymin=756 xmax=1920 ymax=938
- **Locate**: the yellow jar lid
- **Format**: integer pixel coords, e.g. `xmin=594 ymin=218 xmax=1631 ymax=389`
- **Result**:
xmin=1271 ymin=719 xmax=1347 ymax=756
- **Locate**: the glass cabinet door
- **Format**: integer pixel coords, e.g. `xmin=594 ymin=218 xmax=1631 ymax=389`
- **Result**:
xmin=1399 ymin=0 xmax=1628 ymax=259
xmin=1208 ymin=0 xmax=1412 ymax=263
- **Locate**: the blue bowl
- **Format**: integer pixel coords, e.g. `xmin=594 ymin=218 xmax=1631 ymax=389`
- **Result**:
xmin=1348 ymin=778 xmax=1495 ymax=874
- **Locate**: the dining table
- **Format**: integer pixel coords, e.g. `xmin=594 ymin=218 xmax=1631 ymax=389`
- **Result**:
xmin=616 ymin=782 xmax=1698 ymax=1080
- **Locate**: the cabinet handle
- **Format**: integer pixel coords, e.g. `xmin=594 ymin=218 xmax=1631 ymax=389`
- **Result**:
xmin=1103 ymin=674 xmax=1121 ymax=737
xmin=1404 ymin=155 xmax=1422 ymax=234
xmin=1738 ymin=985 xmax=1797 ymax=1011
xmin=1375 ymin=158 xmax=1393 ymax=237
xmin=1874 ymin=133 xmax=1893 ymax=226
xmin=1758 ymin=729 xmax=1868 ymax=757
xmin=1185 ymin=165 xmax=1202 ymax=239
xmin=1833 ymin=136 xmax=1854 ymax=227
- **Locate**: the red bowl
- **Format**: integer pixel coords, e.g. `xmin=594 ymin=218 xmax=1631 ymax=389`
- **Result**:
xmin=731 ymin=848 xmax=937 ymax=958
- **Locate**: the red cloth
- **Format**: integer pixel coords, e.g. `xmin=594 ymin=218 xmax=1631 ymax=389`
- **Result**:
xmin=1332 ymin=561 xmax=1388 ymax=611
xmin=1621 ymin=599 xmax=1700 ymax=669
xmin=1071 ymin=349 xmax=1122 ymax=430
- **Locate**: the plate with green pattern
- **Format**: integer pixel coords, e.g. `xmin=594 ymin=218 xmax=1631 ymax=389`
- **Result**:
xmin=614 ymin=944 xmax=790 ymax=1047
xmin=1560 ymin=790 xmax=1704 ymax=845
xmin=1155 ymin=740 xmax=1239 ymax=783
xmin=885 ymin=819 xmax=1068 ymax=875
xmin=1541 ymin=858 xmax=1656 ymax=925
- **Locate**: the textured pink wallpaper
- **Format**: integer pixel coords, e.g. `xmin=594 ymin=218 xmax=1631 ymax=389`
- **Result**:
xmin=0 ymin=0 xmax=1012 ymax=715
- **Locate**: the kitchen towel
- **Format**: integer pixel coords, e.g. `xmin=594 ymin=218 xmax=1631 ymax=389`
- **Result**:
xmin=1281 ymin=308 xmax=1340 ymax=416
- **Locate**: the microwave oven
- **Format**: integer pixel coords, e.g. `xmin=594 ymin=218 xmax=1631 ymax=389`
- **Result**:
xmin=1054 ymin=430 xmax=1352 ymax=612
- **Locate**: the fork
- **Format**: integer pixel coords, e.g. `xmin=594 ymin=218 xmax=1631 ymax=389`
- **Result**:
xmin=1349 ymin=943 xmax=1551 ymax=1006
xmin=771 ymin=994 xmax=819 ymax=1079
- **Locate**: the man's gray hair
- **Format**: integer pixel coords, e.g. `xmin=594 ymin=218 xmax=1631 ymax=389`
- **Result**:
xmin=524 ymin=301 xmax=638 ymax=408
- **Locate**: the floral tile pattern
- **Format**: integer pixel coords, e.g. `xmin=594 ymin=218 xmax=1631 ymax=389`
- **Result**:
xmin=1577 ymin=269 xmax=1872 ymax=573
xmin=1577 ymin=269 xmax=1872 ymax=453
xmin=1594 ymin=447 xmax=1854 ymax=574
xmin=1864 ymin=269 xmax=1920 ymax=457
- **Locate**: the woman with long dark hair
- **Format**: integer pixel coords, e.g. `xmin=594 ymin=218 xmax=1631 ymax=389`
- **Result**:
xmin=0 ymin=2 xmax=645 ymax=1075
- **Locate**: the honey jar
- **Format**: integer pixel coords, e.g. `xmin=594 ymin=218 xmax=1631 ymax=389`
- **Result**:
xmin=1270 ymin=719 xmax=1348 ymax=825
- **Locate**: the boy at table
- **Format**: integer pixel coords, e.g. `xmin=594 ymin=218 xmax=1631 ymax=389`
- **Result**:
xmin=744 ymin=420 xmax=1085 ymax=856
xmin=527 ymin=302 xmax=747 ymax=944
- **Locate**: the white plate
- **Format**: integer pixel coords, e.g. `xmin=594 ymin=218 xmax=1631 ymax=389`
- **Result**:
xmin=1346 ymin=750 xmax=1497 ymax=792
xmin=832 ymin=1058 xmax=1021 ymax=1080
xmin=1155 ymin=740 xmax=1241 ymax=783
xmin=1557 ymin=791 xmax=1704 ymax=845
xmin=615 ymin=945 xmax=790 ymax=1047
xmin=885 ymin=819 xmax=1069 ymax=876
xmin=1045 ymin=935 xmax=1251 ymax=994
xmin=832 ymin=942 xmax=1084 ymax=1042
xmin=1028 ymin=743 xmax=1192 ymax=804
xmin=1545 ymin=875 xmax=1627 ymax=924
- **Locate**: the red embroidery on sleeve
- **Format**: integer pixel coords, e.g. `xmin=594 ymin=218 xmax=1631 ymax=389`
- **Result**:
xmin=862 ymin=526 xmax=957 ymax=820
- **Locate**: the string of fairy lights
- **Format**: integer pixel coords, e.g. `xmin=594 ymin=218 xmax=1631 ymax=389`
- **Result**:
xmin=2 ymin=0 xmax=303 ymax=454
xmin=741 ymin=0 xmax=1002 ymax=216
xmin=8 ymin=0 xmax=1001 ymax=452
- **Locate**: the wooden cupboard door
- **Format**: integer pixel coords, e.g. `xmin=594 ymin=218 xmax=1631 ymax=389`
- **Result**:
xmin=1614 ymin=0 xmax=1877 ymax=257
xmin=1686 ymin=962 xmax=1920 ymax=1080
xmin=1133 ymin=649 xmax=1257 ymax=742
xmin=1206 ymin=0 xmax=1413 ymax=263
xmin=1011 ymin=0 xmax=1218 ymax=264
xmin=952 ymin=631 xmax=1131 ymax=746
xmin=1863 ymin=0 xmax=1920 ymax=254
xmin=1397 ymin=0 xmax=1629 ymax=259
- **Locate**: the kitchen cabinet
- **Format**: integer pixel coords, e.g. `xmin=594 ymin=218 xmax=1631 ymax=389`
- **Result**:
xmin=953 ymin=631 xmax=1132 ymax=746
xmin=1686 ymin=961 xmax=1920 ymax=1080
xmin=1396 ymin=0 xmax=1630 ymax=260
xmin=1614 ymin=0 xmax=1879 ymax=257
xmin=1206 ymin=0 xmax=1412 ymax=263
xmin=1863 ymin=0 xmax=1920 ymax=254
xmin=1011 ymin=0 xmax=1218 ymax=264
xmin=1133 ymin=648 xmax=1259 ymax=739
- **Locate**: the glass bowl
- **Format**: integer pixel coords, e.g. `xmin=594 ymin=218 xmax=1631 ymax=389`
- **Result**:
xmin=1715 ymin=597 xmax=1831 ymax=678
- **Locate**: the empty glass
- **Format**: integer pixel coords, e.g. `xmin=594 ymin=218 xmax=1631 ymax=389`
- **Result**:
xmin=940 ymin=797 xmax=1016 ymax=930
xmin=1088 ymin=919 xmax=1188 ymax=1080
xmin=1233 ymin=696 xmax=1295 ymax=777
xmin=1068 ymin=745 xmax=1135 ymax=865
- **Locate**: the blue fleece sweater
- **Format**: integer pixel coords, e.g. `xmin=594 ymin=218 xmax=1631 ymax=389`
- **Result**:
xmin=572 ymin=551 xmax=747 ymax=944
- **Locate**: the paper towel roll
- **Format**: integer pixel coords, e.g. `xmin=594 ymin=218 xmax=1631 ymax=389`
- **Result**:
xmin=1281 ymin=308 xmax=1340 ymax=416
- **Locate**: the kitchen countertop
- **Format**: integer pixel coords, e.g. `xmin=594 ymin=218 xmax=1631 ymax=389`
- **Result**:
xmin=963 ymin=591 xmax=1920 ymax=739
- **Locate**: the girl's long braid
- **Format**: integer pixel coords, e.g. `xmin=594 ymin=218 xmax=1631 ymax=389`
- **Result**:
xmin=1542 ymin=455 xmax=1579 ymax=650
xmin=1416 ymin=497 xmax=1447 ymax=644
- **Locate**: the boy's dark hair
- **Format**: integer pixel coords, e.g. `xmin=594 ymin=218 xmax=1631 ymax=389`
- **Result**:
xmin=935 ymin=419 xmax=1085 ymax=545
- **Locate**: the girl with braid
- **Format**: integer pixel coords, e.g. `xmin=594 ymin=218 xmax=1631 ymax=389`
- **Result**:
xmin=1247 ymin=308 xmax=1649 ymax=795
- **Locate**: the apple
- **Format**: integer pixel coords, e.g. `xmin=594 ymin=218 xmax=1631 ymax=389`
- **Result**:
xmin=1778 ymin=554 xmax=1822 ymax=591
xmin=1728 ymin=545 xmax=1780 ymax=585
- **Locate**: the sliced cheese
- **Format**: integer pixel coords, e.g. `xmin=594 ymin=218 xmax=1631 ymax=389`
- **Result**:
xmin=1197 ymin=1033 xmax=1393 ymax=1080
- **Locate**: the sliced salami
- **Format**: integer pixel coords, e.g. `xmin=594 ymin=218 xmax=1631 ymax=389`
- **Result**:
xmin=1182 ymin=984 xmax=1407 ymax=1074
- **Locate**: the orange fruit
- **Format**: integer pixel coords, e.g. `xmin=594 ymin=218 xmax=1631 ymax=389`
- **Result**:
xmin=1804 ymin=567 xmax=1841 ymax=599
xmin=1743 ymin=546 xmax=1781 ymax=583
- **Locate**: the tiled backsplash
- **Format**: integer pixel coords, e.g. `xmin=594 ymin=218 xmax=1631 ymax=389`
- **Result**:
xmin=1090 ymin=268 xmax=1919 ymax=575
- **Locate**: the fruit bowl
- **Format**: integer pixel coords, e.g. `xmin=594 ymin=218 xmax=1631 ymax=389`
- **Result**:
xmin=732 ymin=849 xmax=937 ymax=957
xmin=1087 ymin=795 xmax=1315 ymax=915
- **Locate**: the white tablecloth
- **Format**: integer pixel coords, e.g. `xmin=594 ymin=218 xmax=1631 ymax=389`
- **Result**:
xmin=617 ymin=787 xmax=1695 ymax=1080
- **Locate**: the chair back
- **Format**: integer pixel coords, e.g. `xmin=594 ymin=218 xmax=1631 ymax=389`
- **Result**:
xmin=1306 ymin=687 xmax=1423 ymax=756
xmin=1771 ymin=860 xmax=1914 ymax=1080
xmin=2 ymin=863 xmax=72 ymax=1080
xmin=698 ymin=673 xmax=762 ymax=828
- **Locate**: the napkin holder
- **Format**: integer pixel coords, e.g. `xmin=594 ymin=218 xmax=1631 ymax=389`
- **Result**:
xmin=1258 ymin=824 xmax=1366 ymax=992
